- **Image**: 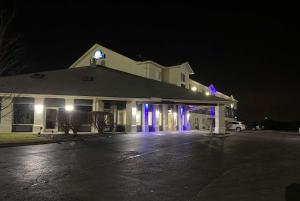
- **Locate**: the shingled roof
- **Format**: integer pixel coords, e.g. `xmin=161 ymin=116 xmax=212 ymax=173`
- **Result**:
xmin=0 ymin=66 xmax=228 ymax=104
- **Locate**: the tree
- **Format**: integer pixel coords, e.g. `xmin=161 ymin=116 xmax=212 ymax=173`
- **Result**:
xmin=0 ymin=9 xmax=26 ymax=119
xmin=59 ymin=111 xmax=85 ymax=135
xmin=92 ymin=111 xmax=113 ymax=134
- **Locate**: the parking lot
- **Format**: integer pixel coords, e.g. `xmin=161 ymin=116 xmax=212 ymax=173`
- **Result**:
xmin=1 ymin=131 xmax=300 ymax=201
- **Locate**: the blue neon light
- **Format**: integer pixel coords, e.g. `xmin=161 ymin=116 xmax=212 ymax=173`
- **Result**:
xmin=210 ymin=106 xmax=215 ymax=117
xmin=209 ymin=84 xmax=217 ymax=96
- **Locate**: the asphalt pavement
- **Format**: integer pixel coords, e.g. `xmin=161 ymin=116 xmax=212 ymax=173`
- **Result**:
xmin=1 ymin=131 xmax=300 ymax=201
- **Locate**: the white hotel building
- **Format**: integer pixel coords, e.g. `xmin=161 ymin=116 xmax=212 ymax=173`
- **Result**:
xmin=0 ymin=43 xmax=237 ymax=134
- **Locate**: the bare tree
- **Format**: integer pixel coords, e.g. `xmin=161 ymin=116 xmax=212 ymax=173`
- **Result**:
xmin=0 ymin=9 xmax=25 ymax=119
xmin=92 ymin=111 xmax=113 ymax=134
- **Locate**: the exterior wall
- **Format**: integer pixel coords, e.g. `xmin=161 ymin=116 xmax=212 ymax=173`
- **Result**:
xmin=189 ymin=113 xmax=212 ymax=130
xmin=162 ymin=64 xmax=190 ymax=88
xmin=70 ymin=44 xmax=147 ymax=78
xmin=0 ymin=97 xmax=13 ymax=133
xmin=145 ymin=63 xmax=162 ymax=81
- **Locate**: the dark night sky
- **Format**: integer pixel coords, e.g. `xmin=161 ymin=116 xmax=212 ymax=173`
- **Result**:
xmin=2 ymin=1 xmax=300 ymax=122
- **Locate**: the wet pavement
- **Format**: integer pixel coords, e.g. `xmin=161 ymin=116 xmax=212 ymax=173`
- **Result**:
xmin=1 ymin=131 xmax=300 ymax=201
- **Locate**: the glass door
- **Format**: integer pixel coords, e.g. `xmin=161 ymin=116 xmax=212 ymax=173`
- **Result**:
xmin=45 ymin=108 xmax=58 ymax=132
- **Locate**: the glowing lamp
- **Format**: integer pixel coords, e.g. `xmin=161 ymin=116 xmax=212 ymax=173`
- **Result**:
xmin=230 ymin=103 xmax=234 ymax=109
xmin=34 ymin=104 xmax=44 ymax=113
xmin=205 ymin=91 xmax=210 ymax=96
xmin=191 ymin=86 xmax=197 ymax=92
xmin=173 ymin=112 xmax=177 ymax=118
xmin=65 ymin=105 xmax=74 ymax=112
xmin=93 ymin=50 xmax=105 ymax=60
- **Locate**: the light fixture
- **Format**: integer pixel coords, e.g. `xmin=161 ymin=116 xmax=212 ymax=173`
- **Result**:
xmin=168 ymin=109 xmax=172 ymax=113
xmin=191 ymin=86 xmax=197 ymax=92
xmin=93 ymin=50 xmax=105 ymax=60
xmin=34 ymin=104 xmax=44 ymax=113
xmin=205 ymin=91 xmax=210 ymax=96
xmin=230 ymin=103 xmax=234 ymax=109
xmin=65 ymin=105 xmax=74 ymax=112
xmin=145 ymin=104 xmax=148 ymax=108
xmin=155 ymin=109 xmax=160 ymax=118
xmin=132 ymin=107 xmax=137 ymax=116
xmin=173 ymin=112 xmax=177 ymax=118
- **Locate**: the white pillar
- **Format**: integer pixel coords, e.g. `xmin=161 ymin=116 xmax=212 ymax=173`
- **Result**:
xmin=173 ymin=105 xmax=178 ymax=131
xmin=184 ymin=108 xmax=191 ymax=131
xmin=178 ymin=105 xmax=183 ymax=131
xmin=142 ymin=103 xmax=149 ymax=132
xmin=152 ymin=105 xmax=160 ymax=132
xmin=0 ymin=97 xmax=13 ymax=133
xmin=92 ymin=99 xmax=104 ymax=133
xmin=125 ymin=101 xmax=137 ymax=133
xmin=33 ymin=97 xmax=45 ymax=134
xmin=215 ymin=105 xmax=226 ymax=134
xmin=162 ymin=104 xmax=168 ymax=131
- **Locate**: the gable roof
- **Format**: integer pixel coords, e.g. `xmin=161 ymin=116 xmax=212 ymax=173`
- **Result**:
xmin=0 ymin=66 xmax=228 ymax=104
xmin=69 ymin=43 xmax=136 ymax=68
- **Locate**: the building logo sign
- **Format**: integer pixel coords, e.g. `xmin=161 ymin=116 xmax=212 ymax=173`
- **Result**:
xmin=93 ymin=50 xmax=106 ymax=60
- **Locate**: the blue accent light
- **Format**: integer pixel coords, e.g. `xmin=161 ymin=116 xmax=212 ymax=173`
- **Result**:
xmin=209 ymin=84 xmax=217 ymax=96
xmin=210 ymin=106 xmax=215 ymax=117
xmin=144 ymin=104 xmax=149 ymax=129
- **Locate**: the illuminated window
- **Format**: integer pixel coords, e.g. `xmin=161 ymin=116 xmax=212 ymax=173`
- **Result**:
xmin=136 ymin=110 xmax=141 ymax=126
xmin=117 ymin=110 xmax=126 ymax=125
xmin=159 ymin=112 xmax=162 ymax=126
xmin=148 ymin=111 xmax=152 ymax=126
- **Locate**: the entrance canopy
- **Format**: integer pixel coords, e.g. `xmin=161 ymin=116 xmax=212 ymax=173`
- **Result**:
xmin=0 ymin=66 xmax=228 ymax=105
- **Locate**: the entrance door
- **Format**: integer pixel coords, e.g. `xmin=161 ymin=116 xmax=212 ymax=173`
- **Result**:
xmin=45 ymin=108 xmax=58 ymax=132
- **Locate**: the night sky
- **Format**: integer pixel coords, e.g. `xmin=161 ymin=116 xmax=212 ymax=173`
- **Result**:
xmin=3 ymin=1 xmax=300 ymax=122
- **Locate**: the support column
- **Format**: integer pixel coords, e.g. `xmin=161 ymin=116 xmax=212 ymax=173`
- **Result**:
xmin=215 ymin=104 xmax=226 ymax=134
xmin=125 ymin=101 xmax=137 ymax=133
xmin=152 ymin=105 xmax=160 ymax=132
xmin=162 ymin=104 xmax=168 ymax=131
xmin=0 ymin=97 xmax=13 ymax=133
xmin=184 ymin=107 xmax=191 ymax=131
xmin=111 ymin=104 xmax=117 ymax=132
xmin=173 ymin=105 xmax=177 ymax=131
xmin=92 ymin=99 xmax=104 ymax=133
xmin=33 ymin=97 xmax=45 ymax=134
xmin=142 ymin=103 xmax=149 ymax=132
xmin=178 ymin=105 xmax=183 ymax=131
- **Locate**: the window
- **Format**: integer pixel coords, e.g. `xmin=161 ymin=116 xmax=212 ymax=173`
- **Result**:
xmin=45 ymin=98 xmax=65 ymax=108
xmin=12 ymin=97 xmax=34 ymax=132
xmin=74 ymin=99 xmax=93 ymax=132
xmin=136 ymin=110 xmax=142 ymax=126
xmin=181 ymin=73 xmax=185 ymax=82
xmin=148 ymin=111 xmax=152 ymax=126
xmin=117 ymin=110 xmax=126 ymax=125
